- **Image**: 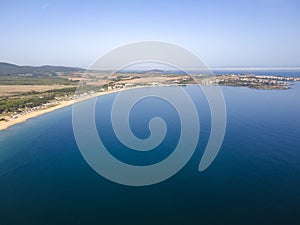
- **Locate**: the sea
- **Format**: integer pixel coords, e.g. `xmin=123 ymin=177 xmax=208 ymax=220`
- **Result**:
xmin=0 ymin=70 xmax=300 ymax=225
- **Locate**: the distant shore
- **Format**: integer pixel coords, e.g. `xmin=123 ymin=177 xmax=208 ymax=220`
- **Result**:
xmin=1 ymin=72 xmax=300 ymax=131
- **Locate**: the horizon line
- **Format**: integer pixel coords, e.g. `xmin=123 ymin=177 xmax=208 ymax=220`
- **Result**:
xmin=1 ymin=61 xmax=300 ymax=71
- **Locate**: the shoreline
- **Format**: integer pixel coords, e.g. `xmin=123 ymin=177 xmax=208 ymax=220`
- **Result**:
xmin=0 ymin=84 xmax=172 ymax=131
xmin=0 ymin=100 xmax=75 ymax=131
xmin=1 ymin=78 xmax=299 ymax=131
xmin=0 ymin=89 xmax=119 ymax=131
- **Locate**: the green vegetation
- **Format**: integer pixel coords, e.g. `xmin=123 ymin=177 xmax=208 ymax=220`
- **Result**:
xmin=0 ymin=76 xmax=78 ymax=85
xmin=0 ymin=95 xmax=54 ymax=113
xmin=102 ymin=84 xmax=108 ymax=90
xmin=0 ymin=87 xmax=77 ymax=114
xmin=76 ymin=84 xmax=101 ymax=94
xmin=0 ymin=62 xmax=82 ymax=76
xmin=177 ymin=77 xmax=194 ymax=84
xmin=0 ymin=84 xmax=104 ymax=115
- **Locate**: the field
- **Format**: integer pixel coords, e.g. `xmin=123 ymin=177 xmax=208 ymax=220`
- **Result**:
xmin=0 ymin=85 xmax=77 ymax=96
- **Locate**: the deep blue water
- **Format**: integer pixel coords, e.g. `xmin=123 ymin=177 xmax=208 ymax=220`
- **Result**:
xmin=1 ymin=83 xmax=300 ymax=225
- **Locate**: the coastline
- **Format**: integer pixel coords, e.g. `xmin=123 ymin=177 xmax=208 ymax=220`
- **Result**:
xmin=0 ymin=84 xmax=170 ymax=132
xmin=1 ymin=75 xmax=299 ymax=131
xmin=0 ymin=100 xmax=75 ymax=131
xmin=0 ymin=90 xmax=118 ymax=131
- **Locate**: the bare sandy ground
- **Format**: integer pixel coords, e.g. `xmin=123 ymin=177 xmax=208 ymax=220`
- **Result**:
xmin=0 ymin=85 xmax=76 ymax=96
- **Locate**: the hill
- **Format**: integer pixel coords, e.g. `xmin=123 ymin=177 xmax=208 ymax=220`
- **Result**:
xmin=0 ymin=62 xmax=83 ymax=76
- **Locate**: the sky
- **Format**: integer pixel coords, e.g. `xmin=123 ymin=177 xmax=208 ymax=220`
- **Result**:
xmin=0 ymin=0 xmax=300 ymax=68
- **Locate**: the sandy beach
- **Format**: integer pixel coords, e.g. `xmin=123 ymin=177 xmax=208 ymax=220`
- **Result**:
xmin=0 ymin=100 xmax=75 ymax=131
xmin=0 ymin=82 xmax=172 ymax=132
xmin=0 ymin=90 xmax=119 ymax=131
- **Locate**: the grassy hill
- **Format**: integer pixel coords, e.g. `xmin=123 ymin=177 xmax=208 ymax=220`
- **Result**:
xmin=0 ymin=62 xmax=83 ymax=76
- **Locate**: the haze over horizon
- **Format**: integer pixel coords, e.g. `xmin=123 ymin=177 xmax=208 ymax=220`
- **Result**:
xmin=1 ymin=0 xmax=300 ymax=68
xmin=2 ymin=61 xmax=300 ymax=71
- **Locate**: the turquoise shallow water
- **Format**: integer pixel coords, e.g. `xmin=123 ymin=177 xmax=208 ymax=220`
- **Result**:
xmin=0 ymin=84 xmax=300 ymax=225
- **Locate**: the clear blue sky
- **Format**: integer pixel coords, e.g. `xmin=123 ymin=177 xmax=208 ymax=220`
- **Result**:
xmin=1 ymin=0 xmax=300 ymax=68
